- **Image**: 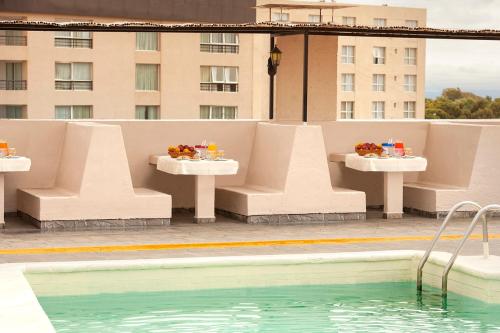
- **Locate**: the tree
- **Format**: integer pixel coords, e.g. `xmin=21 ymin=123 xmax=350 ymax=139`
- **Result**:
xmin=425 ymin=88 xmax=500 ymax=119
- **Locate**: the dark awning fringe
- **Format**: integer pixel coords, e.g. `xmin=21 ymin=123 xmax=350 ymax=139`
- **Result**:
xmin=1 ymin=20 xmax=500 ymax=40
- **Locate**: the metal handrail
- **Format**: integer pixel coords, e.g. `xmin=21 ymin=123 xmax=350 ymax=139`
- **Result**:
xmin=442 ymin=204 xmax=500 ymax=296
xmin=417 ymin=201 xmax=483 ymax=292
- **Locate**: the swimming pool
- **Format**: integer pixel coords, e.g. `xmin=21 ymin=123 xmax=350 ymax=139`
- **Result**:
xmin=3 ymin=251 xmax=500 ymax=332
xmin=37 ymin=282 xmax=500 ymax=333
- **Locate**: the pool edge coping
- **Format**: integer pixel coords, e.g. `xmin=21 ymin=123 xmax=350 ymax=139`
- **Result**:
xmin=2 ymin=250 xmax=500 ymax=333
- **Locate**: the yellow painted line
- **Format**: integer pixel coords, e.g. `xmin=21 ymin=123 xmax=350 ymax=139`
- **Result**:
xmin=1 ymin=234 xmax=500 ymax=255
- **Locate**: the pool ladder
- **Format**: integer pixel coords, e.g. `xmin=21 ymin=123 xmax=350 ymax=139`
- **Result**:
xmin=417 ymin=201 xmax=500 ymax=297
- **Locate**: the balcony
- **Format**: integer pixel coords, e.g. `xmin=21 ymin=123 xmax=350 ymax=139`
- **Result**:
xmin=200 ymin=44 xmax=239 ymax=54
xmin=54 ymin=38 xmax=93 ymax=49
xmin=200 ymin=83 xmax=238 ymax=92
xmin=0 ymin=35 xmax=27 ymax=46
xmin=55 ymin=80 xmax=93 ymax=90
xmin=0 ymin=80 xmax=27 ymax=90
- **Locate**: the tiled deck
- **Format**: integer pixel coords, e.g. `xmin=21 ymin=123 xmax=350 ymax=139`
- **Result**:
xmin=1 ymin=210 xmax=499 ymax=263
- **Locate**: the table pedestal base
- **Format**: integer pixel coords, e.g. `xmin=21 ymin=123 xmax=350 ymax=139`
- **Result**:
xmin=194 ymin=175 xmax=216 ymax=223
xmin=193 ymin=217 xmax=216 ymax=224
xmin=0 ymin=174 xmax=4 ymax=228
xmin=383 ymin=212 xmax=404 ymax=219
xmin=383 ymin=172 xmax=404 ymax=219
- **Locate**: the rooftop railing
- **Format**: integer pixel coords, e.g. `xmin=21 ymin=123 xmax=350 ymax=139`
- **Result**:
xmin=200 ymin=83 xmax=238 ymax=92
xmin=55 ymin=80 xmax=93 ymax=90
xmin=0 ymin=80 xmax=27 ymax=90
xmin=0 ymin=35 xmax=27 ymax=46
xmin=54 ymin=37 xmax=93 ymax=48
xmin=200 ymin=44 xmax=239 ymax=54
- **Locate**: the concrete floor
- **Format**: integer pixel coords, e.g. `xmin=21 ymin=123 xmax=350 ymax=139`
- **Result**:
xmin=1 ymin=211 xmax=499 ymax=263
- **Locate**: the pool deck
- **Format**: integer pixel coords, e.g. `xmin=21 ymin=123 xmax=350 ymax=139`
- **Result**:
xmin=1 ymin=210 xmax=500 ymax=263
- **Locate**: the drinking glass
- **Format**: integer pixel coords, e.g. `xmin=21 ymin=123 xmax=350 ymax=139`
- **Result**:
xmin=217 ymin=150 xmax=225 ymax=160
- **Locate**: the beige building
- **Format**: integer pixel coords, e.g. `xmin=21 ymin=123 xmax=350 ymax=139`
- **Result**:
xmin=0 ymin=0 xmax=425 ymax=121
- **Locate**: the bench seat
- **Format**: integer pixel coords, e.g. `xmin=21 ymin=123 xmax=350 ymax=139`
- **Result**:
xmin=17 ymin=122 xmax=171 ymax=225
xmin=214 ymin=123 xmax=366 ymax=221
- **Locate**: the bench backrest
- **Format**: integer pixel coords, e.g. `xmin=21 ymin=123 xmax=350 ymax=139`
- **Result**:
xmin=245 ymin=123 xmax=334 ymax=195
xmin=245 ymin=123 xmax=296 ymax=190
xmin=55 ymin=122 xmax=135 ymax=196
xmin=419 ymin=123 xmax=481 ymax=188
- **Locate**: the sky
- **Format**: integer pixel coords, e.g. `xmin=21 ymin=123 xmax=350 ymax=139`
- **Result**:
xmin=320 ymin=0 xmax=500 ymax=98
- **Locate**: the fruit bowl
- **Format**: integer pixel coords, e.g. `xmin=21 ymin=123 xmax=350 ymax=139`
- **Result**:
xmin=168 ymin=145 xmax=196 ymax=159
xmin=355 ymin=143 xmax=383 ymax=156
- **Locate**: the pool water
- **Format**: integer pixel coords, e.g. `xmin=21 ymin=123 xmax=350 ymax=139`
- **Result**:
xmin=38 ymin=282 xmax=500 ymax=333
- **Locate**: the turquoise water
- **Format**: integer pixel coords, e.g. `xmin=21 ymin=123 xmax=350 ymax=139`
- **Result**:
xmin=38 ymin=282 xmax=500 ymax=333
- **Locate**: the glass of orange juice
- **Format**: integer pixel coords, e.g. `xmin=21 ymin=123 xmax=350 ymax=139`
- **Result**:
xmin=207 ymin=142 xmax=217 ymax=152
xmin=0 ymin=141 xmax=8 ymax=157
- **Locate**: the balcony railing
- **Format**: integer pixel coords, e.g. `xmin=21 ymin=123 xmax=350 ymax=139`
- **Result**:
xmin=0 ymin=80 xmax=27 ymax=90
xmin=200 ymin=83 xmax=238 ymax=92
xmin=0 ymin=35 xmax=27 ymax=46
xmin=54 ymin=38 xmax=93 ymax=48
xmin=200 ymin=44 xmax=239 ymax=54
xmin=55 ymin=80 xmax=93 ymax=90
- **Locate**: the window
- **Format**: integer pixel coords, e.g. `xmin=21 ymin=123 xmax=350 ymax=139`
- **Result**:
xmin=341 ymin=46 xmax=355 ymax=64
xmin=0 ymin=30 xmax=26 ymax=46
xmin=55 ymin=105 xmax=92 ymax=119
xmin=342 ymin=16 xmax=356 ymax=26
xmin=372 ymin=101 xmax=385 ymax=119
xmin=54 ymin=19 xmax=92 ymax=48
xmin=374 ymin=18 xmax=387 ymax=27
xmin=200 ymin=33 xmax=239 ymax=53
xmin=136 ymin=106 xmax=159 ymax=119
xmin=373 ymin=47 xmax=386 ymax=64
xmin=340 ymin=102 xmax=354 ymax=119
xmin=341 ymin=74 xmax=355 ymax=92
xmin=136 ymin=32 xmax=159 ymax=51
xmin=135 ymin=64 xmax=159 ymax=91
xmin=404 ymin=75 xmax=417 ymax=92
xmin=0 ymin=16 xmax=27 ymax=45
xmin=200 ymin=105 xmax=237 ymax=119
xmin=272 ymin=13 xmax=289 ymax=22
xmin=0 ymin=105 xmax=24 ymax=119
xmin=1 ymin=62 xmax=26 ymax=90
xmin=372 ymin=74 xmax=385 ymax=92
xmin=55 ymin=62 xmax=92 ymax=90
xmin=200 ymin=66 xmax=239 ymax=92
xmin=405 ymin=20 xmax=418 ymax=28
xmin=404 ymin=101 xmax=416 ymax=118
xmin=309 ymin=15 xmax=321 ymax=23
xmin=404 ymin=48 xmax=417 ymax=65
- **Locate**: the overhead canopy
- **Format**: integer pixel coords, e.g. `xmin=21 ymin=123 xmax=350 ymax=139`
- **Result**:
xmin=1 ymin=20 xmax=500 ymax=40
xmin=255 ymin=3 xmax=355 ymax=10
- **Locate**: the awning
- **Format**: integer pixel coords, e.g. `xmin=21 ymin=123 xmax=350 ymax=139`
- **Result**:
xmin=1 ymin=21 xmax=500 ymax=40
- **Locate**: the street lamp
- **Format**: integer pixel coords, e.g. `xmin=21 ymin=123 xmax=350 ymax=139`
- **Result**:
xmin=268 ymin=44 xmax=282 ymax=120
xmin=268 ymin=45 xmax=282 ymax=76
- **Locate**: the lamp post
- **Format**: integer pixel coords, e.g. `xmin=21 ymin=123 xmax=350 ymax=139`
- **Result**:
xmin=268 ymin=39 xmax=282 ymax=120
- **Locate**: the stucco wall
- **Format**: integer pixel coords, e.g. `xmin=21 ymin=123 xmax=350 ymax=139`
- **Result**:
xmin=3 ymin=119 xmax=499 ymax=213
xmin=0 ymin=120 xmax=258 ymax=212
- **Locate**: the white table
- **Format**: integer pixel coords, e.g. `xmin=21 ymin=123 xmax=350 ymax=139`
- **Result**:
xmin=343 ymin=153 xmax=427 ymax=219
xmin=0 ymin=157 xmax=31 ymax=228
xmin=152 ymin=156 xmax=239 ymax=223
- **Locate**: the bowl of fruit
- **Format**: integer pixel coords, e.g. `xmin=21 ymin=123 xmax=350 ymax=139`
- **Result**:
xmin=355 ymin=142 xmax=383 ymax=156
xmin=168 ymin=145 xmax=196 ymax=159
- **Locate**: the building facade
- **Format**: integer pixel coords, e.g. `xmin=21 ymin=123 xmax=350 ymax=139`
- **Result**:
xmin=261 ymin=1 xmax=427 ymax=121
xmin=0 ymin=0 xmax=426 ymax=120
